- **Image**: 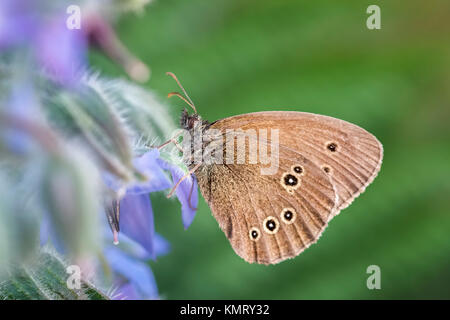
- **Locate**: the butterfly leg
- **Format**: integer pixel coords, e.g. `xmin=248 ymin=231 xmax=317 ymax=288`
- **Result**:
xmin=151 ymin=129 xmax=185 ymax=153
xmin=153 ymin=137 xmax=184 ymax=153
xmin=167 ymin=163 xmax=201 ymax=199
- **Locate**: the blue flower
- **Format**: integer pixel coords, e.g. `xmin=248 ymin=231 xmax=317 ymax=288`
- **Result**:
xmin=0 ymin=0 xmax=36 ymax=49
xmin=3 ymin=0 xmax=192 ymax=301
xmin=127 ymin=149 xmax=173 ymax=194
xmin=105 ymin=149 xmax=171 ymax=255
xmin=0 ymin=0 xmax=86 ymax=86
xmin=109 ymin=148 xmax=198 ymax=251
xmin=157 ymin=158 xmax=199 ymax=229
xmin=104 ymin=231 xmax=170 ymax=300
xmin=119 ymin=194 xmax=156 ymax=258
xmin=0 ymin=0 xmax=150 ymax=84
xmin=41 ymin=147 xmax=198 ymax=299
xmin=102 ymin=148 xmax=198 ymax=299
xmin=35 ymin=16 xmax=87 ymax=86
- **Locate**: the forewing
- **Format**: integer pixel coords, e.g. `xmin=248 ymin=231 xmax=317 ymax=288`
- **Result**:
xmin=212 ymin=111 xmax=383 ymax=213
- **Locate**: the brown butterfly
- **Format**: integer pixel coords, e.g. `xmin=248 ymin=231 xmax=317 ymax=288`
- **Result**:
xmin=163 ymin=72 xmax=383 ymax=265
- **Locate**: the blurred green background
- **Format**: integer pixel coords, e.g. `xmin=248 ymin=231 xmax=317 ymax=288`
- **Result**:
xmin=92 ymin=0 xmax=450 ymax=299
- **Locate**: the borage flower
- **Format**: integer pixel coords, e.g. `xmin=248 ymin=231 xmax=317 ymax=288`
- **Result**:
xmin=0 ymin=0 xmax=150 ymax=86
xmin=41 ymin=147 xmax=198 ymax=299
xmin=2 ymin=0 xmax=184 ymax=300
xmin=107 ymin=148 xmax=198 ymax=250
xmin=105 ymin=149 xmax=198 ymax=299
xmin=157 ymin=158 xmax=198 ymax=229
xmin=104 ymin=148 xmax=198 ymax=299
xmin=0 ymin=0 xmax=86 ymax=86
xmin=104 ymin=230 xmax=170 ymax=300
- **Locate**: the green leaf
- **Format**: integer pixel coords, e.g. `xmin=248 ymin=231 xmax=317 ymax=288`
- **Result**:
xmin=42 ymin=81 xmax=134 ymax=181
xmin=41 ymin=72 xmax=179 ymax=180
xmin=83 ymin=74 xmax=176 ymax=152
xmin=0 ymin=248 xmax=109 ymax=300
xmin=40 ymin=145 xmax=102 ymax=260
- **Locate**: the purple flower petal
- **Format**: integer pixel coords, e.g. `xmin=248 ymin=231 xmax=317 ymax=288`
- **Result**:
xmin=103 ymin=149 xmax=172 ymax=195
xmin=35 ymin=16 xmax=86 ymax=86
xmin=104 ymin=227 xmax=171 ymax=260
xmin=119 ymin=194 xmax=155 ymax=258
xmin=104 ymin=246 xmax=158 ymax=300
xmin=0 ymin=0 xmax=37 ymax=49
xmin=0 ymin=1 xmax=86 ymax=86
xmin=157 ymin=159 xmax=198 ymax=229
xmin=102 ymin=171 xmax=124 ymax=193
xmin=126 ymin=149 xmax=172 ymax=195
xmin=154 ymin=233 xmax=171 ymax=257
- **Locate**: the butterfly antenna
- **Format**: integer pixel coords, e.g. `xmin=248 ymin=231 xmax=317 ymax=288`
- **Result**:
xmin=167 ymin=92 xmax=197 ymax=113
xmin=166 ymin=72 xmax=197 ymax=113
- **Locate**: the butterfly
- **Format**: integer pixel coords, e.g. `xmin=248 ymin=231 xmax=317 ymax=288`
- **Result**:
xmin=163 ymin=72 xmax=383 ymax=265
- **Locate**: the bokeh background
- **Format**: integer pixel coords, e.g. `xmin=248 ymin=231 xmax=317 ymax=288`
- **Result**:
xmin=92 ymin=0 xmax=450 ymax=299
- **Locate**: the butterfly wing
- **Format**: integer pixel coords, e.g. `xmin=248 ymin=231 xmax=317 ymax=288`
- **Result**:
xmin=196 ymin=149 xmax=336 ymax=264
xmin=195 ymin=132 xmax=337 ymax=264
xmin=211 ymin=111 xmax=383 ymax=213
xmin=195 ymin=111 xmax=382 ymax=264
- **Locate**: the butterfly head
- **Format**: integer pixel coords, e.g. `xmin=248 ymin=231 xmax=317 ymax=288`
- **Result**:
xmin=180 ymin=108 xmax=201 ymax=130
xmin=166 ymin=72 xmax=210 ymax=131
